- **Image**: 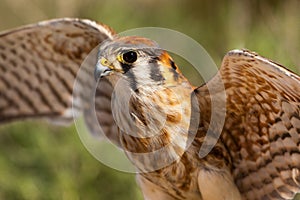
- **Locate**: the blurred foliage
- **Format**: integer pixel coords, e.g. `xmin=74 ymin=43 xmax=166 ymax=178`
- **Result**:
xmin=0 ymin=122 xmax=141 ymax=200
xmin=0 ymin=0 xmax=299 ymax=199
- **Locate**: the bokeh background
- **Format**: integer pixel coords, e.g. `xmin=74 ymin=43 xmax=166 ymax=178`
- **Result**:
xmin=0 ymin=0 xmax=299 ymax=199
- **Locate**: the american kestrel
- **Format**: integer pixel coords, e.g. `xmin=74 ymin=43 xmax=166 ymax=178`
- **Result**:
xmin=0 ymin=18 xmax=299 ymax=200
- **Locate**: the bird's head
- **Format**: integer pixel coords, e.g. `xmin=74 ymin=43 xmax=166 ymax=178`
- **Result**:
xmin=95 ymin=36 xmax=191 ymax=92
xmin=94 ymin=36 xmax=198 ymax=165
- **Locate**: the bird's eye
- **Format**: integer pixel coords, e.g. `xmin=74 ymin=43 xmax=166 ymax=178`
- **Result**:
xmin=122 ymin=51 xmax=137 ymax=64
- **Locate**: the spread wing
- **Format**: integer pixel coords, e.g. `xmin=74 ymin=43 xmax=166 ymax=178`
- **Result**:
xmin=198 ymin=49 xmax=300 ymax=200
xmin=0 ymin=18 xmax=117 ymax=139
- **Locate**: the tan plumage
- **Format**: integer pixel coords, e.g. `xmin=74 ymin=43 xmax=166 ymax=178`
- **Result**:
xmin=0 ymin=18 xmax=115 ymax=125
xmin=0 ymin=18 xmax=299 ymax=200
xmin=197 ymin=51 xmax=300 ymax=200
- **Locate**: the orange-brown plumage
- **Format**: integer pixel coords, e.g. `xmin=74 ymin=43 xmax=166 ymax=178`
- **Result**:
xmin=0 ymin=19 xmax=299 ymax=200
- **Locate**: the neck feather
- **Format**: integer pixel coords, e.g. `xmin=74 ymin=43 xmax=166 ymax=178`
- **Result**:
xmin=116 ymin=81 xmax=197 ymax=172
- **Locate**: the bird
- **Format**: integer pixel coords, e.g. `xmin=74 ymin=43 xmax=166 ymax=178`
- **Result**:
xmin=0 ymin=18 xmax=299 ymax=200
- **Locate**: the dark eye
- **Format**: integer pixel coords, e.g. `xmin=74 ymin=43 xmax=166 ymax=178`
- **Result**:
xmin=122 ymin=51 xmax=137 ymax=63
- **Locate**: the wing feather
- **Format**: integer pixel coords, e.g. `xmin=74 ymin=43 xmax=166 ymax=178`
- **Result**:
xmin=0 ymin=18 xmax=115 ymax=127
xmin=209 ymin=49 xmax=300 ymax=199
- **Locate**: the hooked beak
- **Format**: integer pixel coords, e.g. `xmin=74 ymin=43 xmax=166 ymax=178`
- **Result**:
xmin=94 ymin=58 xmax=112 ymax=80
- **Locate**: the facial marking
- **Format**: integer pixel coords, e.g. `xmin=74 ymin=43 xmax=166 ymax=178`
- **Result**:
xmin=157 ymin=51 xmax=173 ymax=67
xmin=149 ymin=59 xmax=165 ymax=82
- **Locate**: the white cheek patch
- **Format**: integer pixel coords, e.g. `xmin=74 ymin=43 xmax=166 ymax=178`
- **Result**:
xmin=131 ymin=62 xmax=154 ymax=86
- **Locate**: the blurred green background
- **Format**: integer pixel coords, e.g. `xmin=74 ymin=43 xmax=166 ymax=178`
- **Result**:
xmin=0 ymin=0 xmax=299 ymax=199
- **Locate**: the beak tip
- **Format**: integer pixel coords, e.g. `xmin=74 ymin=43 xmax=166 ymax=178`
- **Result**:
xmin=94 ymin=66 xmax=102 ymax=81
